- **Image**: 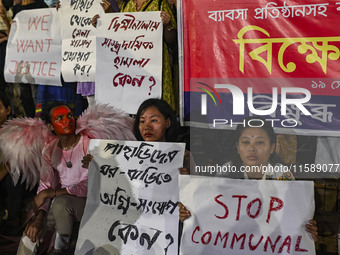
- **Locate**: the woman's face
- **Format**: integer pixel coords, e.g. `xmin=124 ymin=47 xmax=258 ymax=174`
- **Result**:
xmin=236 ymin=127 xmax=275 ymax=167
xmin=138 ymin=106 xmax=170 ymax=142
xmin=0 ymin=100 xmax=10 ymax=127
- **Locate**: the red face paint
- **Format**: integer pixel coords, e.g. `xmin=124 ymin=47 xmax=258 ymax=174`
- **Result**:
xmin=51 ymin=106 xmax=75 ymax=135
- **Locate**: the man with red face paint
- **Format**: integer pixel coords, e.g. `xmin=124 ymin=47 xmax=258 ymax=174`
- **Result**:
xmin=17 ymin=103 xmax=90 ymax=255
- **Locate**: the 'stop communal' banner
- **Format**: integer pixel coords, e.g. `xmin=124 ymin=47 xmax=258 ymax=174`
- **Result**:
xmin=179 ymin=0 xmax=340 ymax=136
xmin=179 ymin=176 xmax=315 ymax=255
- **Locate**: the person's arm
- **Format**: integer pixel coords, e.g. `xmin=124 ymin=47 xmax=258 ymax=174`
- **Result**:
xmin=178 ymin=202 xmax=191 ymax=222
xmin=179 ymin=167 xmax=190 ymax=175
xmin=91 ymin=0 xmax=113 ymax=27
xmin=33 ymin=144 xmax=60 ymax=211
xmin=101 ymin=0 xmax=113 ymax=13
xmin=34 ymin=187 xmax=68 ymax=209
xmin=305 ymin=219 xmax=318 ymax=241
xmin=160 ymin=0 xmax=177 ymax=45
xmin=24 ymin=210 xmax=45 ymax=243
xmin=161 ymin=11 xmax=176 ymax=45
xmin=82 ymin=154 xmax=93 ymax=168
xmin=91 ymin=14 xmax=99 ymax=27
xmin=179 ymin=149 xmax=193 ymax=175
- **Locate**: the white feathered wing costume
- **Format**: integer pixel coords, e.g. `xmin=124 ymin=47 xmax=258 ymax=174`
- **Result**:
xmin=0 ymin=104 xmax=135 ymax=190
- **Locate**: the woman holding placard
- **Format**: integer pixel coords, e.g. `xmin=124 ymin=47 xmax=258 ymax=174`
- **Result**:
xmin=178 ymin=117 xmax=318 ymax=241
xmin=82 ymin=98 xmax=192 ymax=173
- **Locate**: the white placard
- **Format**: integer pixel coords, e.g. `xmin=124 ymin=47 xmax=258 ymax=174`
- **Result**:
xmin=4 ymin=9 xmax=62 ymax=86
xmin=76 ymin=140 xmax=185 ymax=255
xmin=58 ymin=0 xmax=103 ymax=82
xmin=95 ymin=12 xmax=163 ymax=114
xmin=179 ymin=176 xmax=316 ymax=255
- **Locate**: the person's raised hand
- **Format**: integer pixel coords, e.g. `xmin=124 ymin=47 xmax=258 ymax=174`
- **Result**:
xmin=306 ymin=219 xmax=318 ymax=241
xmin=160 ymin=11 xmax=171 ymax=25
xmin=178 ymin=202 xmax=191 ymax=222
xmin=82 ymin=154 xmax=93 ymax=168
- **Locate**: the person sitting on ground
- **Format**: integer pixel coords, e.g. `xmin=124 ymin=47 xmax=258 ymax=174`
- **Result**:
xmin=0 ymin=102 xmax=133 ymax=255
xmin=17 ymin=103 xmax=90 ymax=255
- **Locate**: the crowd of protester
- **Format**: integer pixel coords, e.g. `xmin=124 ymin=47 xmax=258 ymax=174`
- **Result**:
xmin=0 ymin=0 xmax=336 ymax=254
xmin=0 ymin=0 xmax=179 ymax=119
xmin=0 ymin=0 xmax=181 ymax=253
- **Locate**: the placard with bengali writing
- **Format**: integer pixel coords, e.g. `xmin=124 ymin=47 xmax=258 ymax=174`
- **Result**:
xmin=179 ymin=0 xmax=340 ymax=135
xmin=76 ymin=140 xmax=185 ymax=255
xmin=95 ymin=12 xmax=163 ymax=114
xmin=58 ymin=0 xmax=103 ymax=82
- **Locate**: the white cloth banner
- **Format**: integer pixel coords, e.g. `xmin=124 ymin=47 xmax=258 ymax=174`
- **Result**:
xmin=76 ymin=140 xmax=185 ymax=255
xmin=179 ymin=176 xmax=315 ymax=255
xmin=315 ymin=137 xmax=340 ymax=178
xmin=4 ymin=9 xmax=62 ymax=86
xmin=58 ymin=0 xmax=103 ymax=82
xmin=95 ymin=12 xmax=163 ymax=114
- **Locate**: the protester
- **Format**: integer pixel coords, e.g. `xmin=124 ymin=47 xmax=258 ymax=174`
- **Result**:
xmin=132 ymin=98 xmax=193 ymax=254
xmin=15 ymin=103 xmax=88 ymax=255
xmin=0 ymin=91 xmax=36 ymax=237
xmin=133 ymin=98 xmax=178 ymax=141
xmin=82 ymin=98 xmax=193 ymax=182
xmin=133 ymin=98 xmax=193 ymax=251
xmin=178 ymin=116 xmax=318 ymax=242
xmin=16 ymin=102 xmax=134 ymax=255
xmin=7 ymin=0 xmax=48 ymax=118
xmin=82 ymin=98 xmax=193 ymax=173
xmin=81 ymin=98 xmax=193 ymax=254
xmin=134 ymin=98 xmax=193 ymax=173
xmin=218 ymin=116 xmax=293 ymax=180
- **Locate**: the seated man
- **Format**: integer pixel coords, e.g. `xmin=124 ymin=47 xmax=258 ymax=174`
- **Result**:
xmin=17 ymin=103 xmax=89 ymax=255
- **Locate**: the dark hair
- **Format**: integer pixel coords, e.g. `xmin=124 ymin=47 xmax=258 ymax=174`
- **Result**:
xmin=41 ymin=102 xmax=70 ymax=125
xmin=133 ymin=98 xmax=179 ymax=142
xmin=231 ymin=116 xmax=283 ymax=168
xmin=0 ymin=91 xmax=10 ymax=110
xmin=2 ymin=0 xmax=13 ymax=10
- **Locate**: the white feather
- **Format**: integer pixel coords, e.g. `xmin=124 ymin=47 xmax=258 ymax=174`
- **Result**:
xmin=0 ymin=118 xmax=56 ymax=189
xmin=0 ymin=104 xmax=135 ymax=189
xmin=76 ymin=104 xmax=136 ymax=141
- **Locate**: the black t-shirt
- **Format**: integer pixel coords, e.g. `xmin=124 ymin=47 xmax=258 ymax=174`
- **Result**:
xmin=12 ymin=0 xmax=48 ymax=18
